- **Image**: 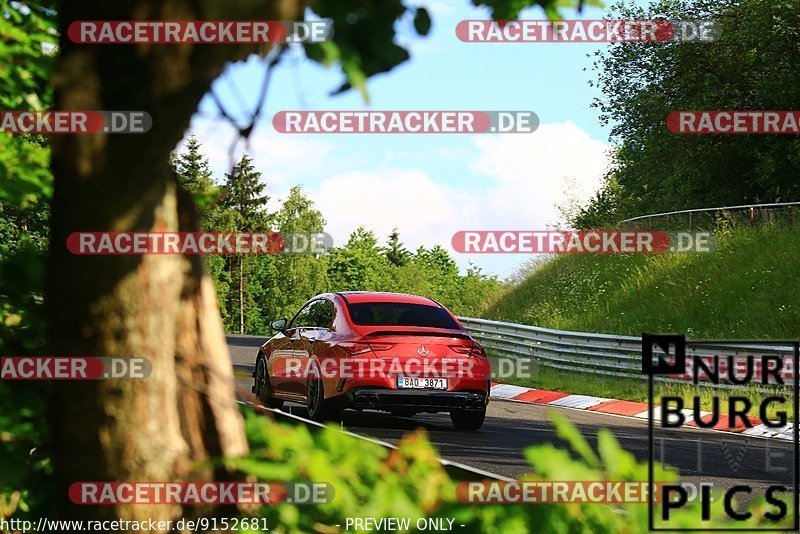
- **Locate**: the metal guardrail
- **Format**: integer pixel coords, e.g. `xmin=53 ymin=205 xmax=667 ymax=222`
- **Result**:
xmin=616 ymin=201 xmax=800 ymax=231
xmin=457 ymin=316 xmax=796 ymax=389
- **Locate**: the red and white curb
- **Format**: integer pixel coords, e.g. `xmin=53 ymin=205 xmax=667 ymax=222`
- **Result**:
xmin=489 ymin=383 xmax=795 ymax=442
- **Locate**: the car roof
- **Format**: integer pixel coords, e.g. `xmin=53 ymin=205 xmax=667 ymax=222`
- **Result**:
xmin=332 ymin=291 xmax=441 ymax=307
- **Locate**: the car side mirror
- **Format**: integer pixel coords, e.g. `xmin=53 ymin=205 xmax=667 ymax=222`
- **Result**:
xmin=271 ymin=318 xmax=288 ymax=333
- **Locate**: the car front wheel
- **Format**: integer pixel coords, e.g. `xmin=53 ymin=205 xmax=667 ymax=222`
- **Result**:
xmin=450 ymin=407 xmax=486 ymax=431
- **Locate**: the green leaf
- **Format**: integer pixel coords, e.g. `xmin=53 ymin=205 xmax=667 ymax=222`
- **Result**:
xmin=414 ymin=7 xmax=432 ymax=36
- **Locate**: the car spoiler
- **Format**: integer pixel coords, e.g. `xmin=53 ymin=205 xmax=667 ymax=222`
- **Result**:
xmin=362 ymin=329 xmax=473 ymax=340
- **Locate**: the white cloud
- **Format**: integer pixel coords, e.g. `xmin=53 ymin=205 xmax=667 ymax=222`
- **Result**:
xmin=468 ymin=121 xmax=611 ymax=228
xmin=178 ymin=119 xmax=611 ymax=278
xmin=309 ymin=122 xmax=611 ymax=277
xmin=313 ymin=168 xmax=473 ymax=249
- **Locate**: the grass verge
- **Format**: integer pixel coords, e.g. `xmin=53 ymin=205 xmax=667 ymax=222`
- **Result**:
xmin=483 ymin=226 xmax=798 ymax=423
xmin=485 ymin=226 xmax=800 ymax=338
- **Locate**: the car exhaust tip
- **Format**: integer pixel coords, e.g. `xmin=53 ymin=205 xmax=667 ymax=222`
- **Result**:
xmin=354 ymin=395 xmax=366 ymax=407
xmin=368 ymin=395 xmax=380 ymax=406
xmin=474 ymin=398 xmax=484 ymax=408
xmin=464 ymin=399 xmax=474 ymax=409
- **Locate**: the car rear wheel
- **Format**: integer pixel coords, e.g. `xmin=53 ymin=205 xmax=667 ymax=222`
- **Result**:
xmin=450 ymin=407 xmax=486 ymax=431
xmin=306 ymin=366 xmax=338 ymax=422
xmin=254 ymin=356 xmax=283 ymax=409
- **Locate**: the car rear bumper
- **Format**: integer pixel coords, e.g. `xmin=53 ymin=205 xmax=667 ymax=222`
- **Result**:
xmin=345 ymin=388 xmax=487 ymax=412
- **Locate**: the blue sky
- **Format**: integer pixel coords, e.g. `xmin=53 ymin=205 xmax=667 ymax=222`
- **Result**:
xmin=180 ymin=0 xmax=647 ymax=278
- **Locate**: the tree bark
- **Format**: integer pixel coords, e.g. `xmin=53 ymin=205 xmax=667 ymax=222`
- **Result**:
xmin=239 ymin=257 xmax=245 ymax=334
xmin=47 ymin=0 xmax=299 ymax=530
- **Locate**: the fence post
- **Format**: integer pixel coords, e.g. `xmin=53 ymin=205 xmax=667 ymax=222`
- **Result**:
xmin=749 ymin=207 xmax=755 ymax=227
xmin=789 ymin=206 xmax=793 ymax=229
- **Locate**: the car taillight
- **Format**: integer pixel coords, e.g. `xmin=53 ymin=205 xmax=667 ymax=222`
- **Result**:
xmin=448 ymin=344 xmax=485 ymax=357
xmin=338 ymin=342 xmax=372 ymax=355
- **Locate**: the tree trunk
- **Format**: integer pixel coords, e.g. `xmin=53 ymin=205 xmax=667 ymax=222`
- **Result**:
xmin=47 ymin=0 xmax=299 ymax=530
xmin=239 ymin=256 xmax=245 ymax=334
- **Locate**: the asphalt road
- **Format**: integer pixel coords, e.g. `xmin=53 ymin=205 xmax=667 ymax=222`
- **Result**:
xmin=227 ymin=334 xmax=795 ymax=495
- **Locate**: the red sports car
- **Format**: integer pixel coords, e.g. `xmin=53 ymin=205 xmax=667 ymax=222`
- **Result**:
xmin=252 ymin=291 xmax=491 ymax=430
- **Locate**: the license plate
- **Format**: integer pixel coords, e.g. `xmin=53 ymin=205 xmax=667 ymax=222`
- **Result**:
xmin=397 ymin=377 xmax=448 ymax=390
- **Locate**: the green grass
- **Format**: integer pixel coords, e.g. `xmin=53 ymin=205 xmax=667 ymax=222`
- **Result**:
xmin=485 ymin=226 xmax=800 ymax=338
xmin=483 ymin=226 xmax=799 ymax=420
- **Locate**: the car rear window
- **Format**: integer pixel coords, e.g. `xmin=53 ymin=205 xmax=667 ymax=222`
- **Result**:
xmin=347 ymin=302 xmax=461 ymax=329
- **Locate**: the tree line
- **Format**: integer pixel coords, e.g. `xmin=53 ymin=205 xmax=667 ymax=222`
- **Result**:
xmin=567 ymin=0 xmax=800 ymax=229
xmin=172 ymin=135 xmax=505 ymax=335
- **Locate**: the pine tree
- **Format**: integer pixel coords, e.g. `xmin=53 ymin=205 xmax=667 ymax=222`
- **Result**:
xmin=384 ymin=227 xmax=410 ymax=266
xmin=174 ymin=134 xmax=214 ymax=195
xmin=221 ymin=154 xmax=270 ymax=231
xmin=220 ymin=154 xmax=271 ymax=333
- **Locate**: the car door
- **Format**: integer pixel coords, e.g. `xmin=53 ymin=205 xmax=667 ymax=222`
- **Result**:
xmin=270 ymin=302 xmax=315 ymax=397
xmin=296 ymin=299 xmax=336 ymax=398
